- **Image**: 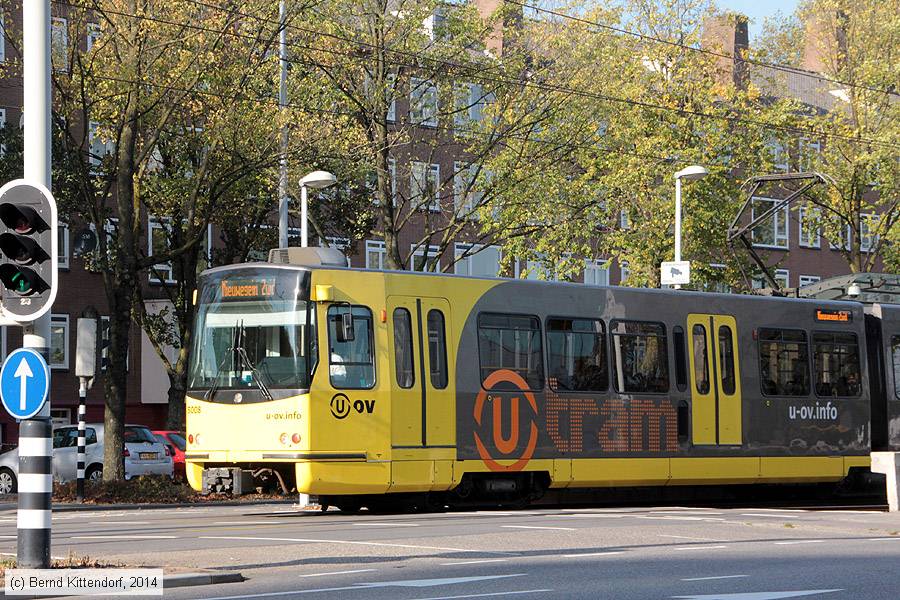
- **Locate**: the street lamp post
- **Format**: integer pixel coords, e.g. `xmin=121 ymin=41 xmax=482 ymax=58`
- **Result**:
xmin=295 ymin=170 xmax=337 ymax=248
xmin=672 ymin=165 xmax=708 ymax=288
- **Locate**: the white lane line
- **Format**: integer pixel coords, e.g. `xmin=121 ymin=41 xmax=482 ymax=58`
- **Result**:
xmin=87 ymin=521 xmax=150 ymax=526
xmin=212 ymin=521 xmax=276 ymax=526
xmin=660 ymin=535 xmax=721 ymax=542
xmin=299 ymin=569 xmax=377 ymax=578
xmin=557 ymin=514 xmax=625 ymax=519
xmin=650 ymin=511 xmax=723 ymax=516
xmin=441 ymin=559 xmax=509 ymax=566
xmin=675 ymin=545 xmax=728 ymax=551
xmin=0 ymin=535 xmax=17 ymax=538
xmin=199 ymin=536 xmax=517 ymax=555
xmin=868 ymin=537 xmax=900 ymax=541
xmin=773 ymin=540 xmax=824 ymax=545
xmin=563 ymin=551 xmax=625 ymax=558
xmin=501 ymin=525 xmax=576 ymax=531
xmin=72 ymin=535 xmax=178 ymax=540
xmin=742 ymin=513 xmax=808 ymax=519
xmin=681 ymin=575 xmax=748 ymax=582
xmin=353 ymin=522 xmax=420 ymax=527
xmin=409 ymin=590 xmax=553 ymax=600
xmin=639 ymin=516 xmax=725 ymax=522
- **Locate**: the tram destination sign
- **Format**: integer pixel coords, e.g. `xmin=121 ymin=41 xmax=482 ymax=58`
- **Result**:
xmin=220 ymin=277 xmax=277 ymax=300
xmin=815 ymin=309 xmax=852 ymax=323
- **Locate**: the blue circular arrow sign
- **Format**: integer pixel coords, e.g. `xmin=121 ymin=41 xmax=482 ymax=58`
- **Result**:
xmin=0 ymin=347 xmax=50 ymax=420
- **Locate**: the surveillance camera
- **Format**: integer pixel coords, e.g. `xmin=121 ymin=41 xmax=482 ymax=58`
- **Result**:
xmin=847 ymin=283 xmax=861 ymax=298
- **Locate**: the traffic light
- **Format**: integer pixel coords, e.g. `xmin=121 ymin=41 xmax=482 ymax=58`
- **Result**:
xmin=0 ymin=180 xmax=57 ymax=321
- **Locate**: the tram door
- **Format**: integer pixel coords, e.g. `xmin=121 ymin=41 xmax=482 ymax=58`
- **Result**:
xmin=687 ymin=314 xmax=743 ymax=445
xmin=388 ymin=296 xmax=454 ymax=448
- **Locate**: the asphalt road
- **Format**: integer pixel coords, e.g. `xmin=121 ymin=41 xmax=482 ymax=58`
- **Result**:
xmin=1 ymin=501 xmax=899 ymax=599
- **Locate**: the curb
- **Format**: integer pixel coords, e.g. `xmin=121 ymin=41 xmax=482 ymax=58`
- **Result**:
xmin=0 ymin=499 xmax=295 ymax=512
xmin=165 ymin=571 xmax=244 ymax=589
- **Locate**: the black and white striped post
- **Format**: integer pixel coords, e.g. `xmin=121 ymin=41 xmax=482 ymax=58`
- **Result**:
xmin=17 ymin=418 xmax=52 ymax=568
xmin=75 ymin=309 xmax=99 ymax=504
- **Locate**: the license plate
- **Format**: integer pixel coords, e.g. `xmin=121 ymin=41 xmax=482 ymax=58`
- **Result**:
xmin=139 ymin=452 xmax=157 ymax=460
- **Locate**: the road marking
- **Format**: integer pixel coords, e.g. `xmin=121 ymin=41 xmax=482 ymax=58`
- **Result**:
xmin=742 ymin=513 xmax=807 ymax=519
xmin=353 ymin=522 xmax=420 ymax=527
xmin=87 ymin=521 xmax=150 ymax=526
xmin=639 ymin=516 xmax=725 ymax=522
xmin=299 ymin=569 xmax=377 ymax=578
xmin=0 ymin=535 xmax=16 ymax=538
xmin=212 ymin=521 xmax=276 ymax=526
xmin=201 ymin=574 xmax=526 ymax=600
xmin=563 ymin=551 xmax=625 ymax=558
xmin=72 ymin=535 xmax=178 ymax=540
xmin=773 ymin=540 xmax=823 ymax=545
xmin=681 ymin=575 xmax=749 ymax=582
xmin=675 ymin=545 xmax=728 ymax=551
xmin=409 ymin=590 xmax=553 ymax=600
xmin=441 ymin=559 xmax=509 ymax=566
xmin=867 ymin=537 xmax=900 ymax=541
xmin=672 ymin=590 xmax=843 ymax=600
xmin=557 ymin=514 xmax=625 ymax=518
xmin=660 ymin=535 xmax=721 ymax=542
xmin=501 ymin=525 xmax=576 ymax=531
xmin=199 ymin=536 xmax=516 ymax=555
xmin=651 ymin=511 xmax=723 ymax=516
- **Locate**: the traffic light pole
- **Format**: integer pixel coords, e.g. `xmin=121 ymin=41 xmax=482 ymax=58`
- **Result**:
xmin=17 ymin=0 xmax=53 ymax=570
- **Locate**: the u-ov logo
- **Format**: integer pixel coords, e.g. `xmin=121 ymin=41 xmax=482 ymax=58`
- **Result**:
xmin=473 ymin=369 xmax=539 ymax=472
xmin=330 ymin=394 xmax=351 ymax=419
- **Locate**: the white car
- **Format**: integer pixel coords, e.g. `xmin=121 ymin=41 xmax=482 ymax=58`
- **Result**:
xmin=0 ymin=423 xmax=173 ymax=494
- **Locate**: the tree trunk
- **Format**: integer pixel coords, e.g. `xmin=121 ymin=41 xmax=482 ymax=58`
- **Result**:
xmin=102 ymin=287 xmax=131 ymax=481
xmin=165 ymin=367 xmax=187 ymax=430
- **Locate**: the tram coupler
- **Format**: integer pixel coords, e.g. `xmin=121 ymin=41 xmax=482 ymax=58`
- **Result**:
xmin=202 ymin=467 xmax=254 ymax=496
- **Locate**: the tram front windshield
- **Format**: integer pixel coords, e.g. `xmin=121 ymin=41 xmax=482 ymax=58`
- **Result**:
xmin=188 ymin=268 xmax=315 ymax=397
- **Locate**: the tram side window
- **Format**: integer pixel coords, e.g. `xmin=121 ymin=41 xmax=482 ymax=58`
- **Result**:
xmin=813 ymin=332 xmax=860 ymax=398
xmin=758 ymin=328 xmax=809 ymax=396
xmin=393 ymin=308 xmax=414 ymax=389
xmin=328 ymin=306 xmax=376 ymax=389
xmin=427 ymin=310 xmax=448 ymax=389
xmin=692 ymin=324 xmax=710 ymax=394
xmin=672 ymin=326 xmax=688 ymax=392
xmin=610 ymin=320 xmax=669 ymax=394
xmin=892 ymin=336 xmax=900 ymax=400
xmin=546 ymin=317 xmax=607 ymax=392
xmin=477 ymin=313 xmax=544 ymax=391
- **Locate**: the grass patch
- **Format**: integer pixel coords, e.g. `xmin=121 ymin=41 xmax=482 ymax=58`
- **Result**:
xmin=52 ymin=477 xmax=285 ymax=504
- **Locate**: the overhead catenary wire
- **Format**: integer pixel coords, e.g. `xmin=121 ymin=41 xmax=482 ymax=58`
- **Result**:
xmin=50 ymin=0 xmax=900 ymax=151
xmin=506 ymin=0 xmax=899 ymax=99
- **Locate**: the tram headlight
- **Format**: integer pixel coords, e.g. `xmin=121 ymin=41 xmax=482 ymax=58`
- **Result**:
xmin=291 ymin=433 xmax=301 ymax=444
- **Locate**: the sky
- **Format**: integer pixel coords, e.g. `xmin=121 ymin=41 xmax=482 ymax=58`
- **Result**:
xmin=717 ymin=0 xmax=800 ymax=41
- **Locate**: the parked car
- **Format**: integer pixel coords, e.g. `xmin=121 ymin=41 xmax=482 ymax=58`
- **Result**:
xmin=153 ymin=431 xmax=185 ymax=479
xmin=0 ymin=423 xmax=173 ymax=494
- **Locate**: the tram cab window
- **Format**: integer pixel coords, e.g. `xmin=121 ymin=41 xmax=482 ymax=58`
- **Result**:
xmin=428 ymin=310 xmax=448 ymax=389
xmin=692 ymin=324 xmax=710 ymax=394
xmin=719 ymin=325 xmax=736 ymax=395
xmin=758 ymin=328 xmax=809 ymax=396
xmin=393 ymin=308 xmax=414 ymax=389
xmin=328 ymin=306 xmax=376 ymax=389
xmin=477 ymin=313 xmax=544 ymax=391
xmin=891 ymin=336 xmax=900 ymax=400
xmin=547 ymin=317 xmax=607 ymax=392
xmin=813 ymin=332 xmax=860 ymax=398
xmin=610 ymin=320 xmax=669 ymax=394
xmin=672 ymin=326 xmax=688 ymax=392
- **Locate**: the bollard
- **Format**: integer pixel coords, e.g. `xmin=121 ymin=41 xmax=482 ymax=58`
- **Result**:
xmin=17 ymin=418 xmax=52 ymax=568
xmin=76 ymin=380 xmax=87 ymax=502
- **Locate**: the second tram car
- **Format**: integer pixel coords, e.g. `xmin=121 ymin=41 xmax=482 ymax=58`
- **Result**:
xmin=183 ymin=248 xmax=900 ymax=509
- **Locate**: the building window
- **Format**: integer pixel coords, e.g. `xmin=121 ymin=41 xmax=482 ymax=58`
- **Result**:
xmin=758 ymin=328 xmax=810 ymax=396
xmin=799 ymin=275 xmax=820 ymax=287
xmin=767 ymin=139 xmax=789 ymax=172
xmin=365 ymin=240 xmax=386 ymax=270
xmin=86 ymin=22 xmax=101 ymax=52
xmin=860 ymin=213 xmax=879 ymax=252
xmin=422 ymin=6 xmax=448 ymax=42
xmin=813 ymin=332 xmax=860 ymax=398
xmin=751 ymin=197 xmax=788 ymax=248
xmin=477 ymin=313 xmax=544 ymax=391
xmin=753 ymin=269 xmax=789 ymax=289
xmin=410 ymin=161 xmax=440 ymax=211
xmin=58 ymin=222 xmax=69 ymax=269
xmin=619 ymin=210 xmax=630 ymax=230
xmin=88 ymin=122 xmax=115 ymax=168
xmin=51 ymin=17 xmax=68 ymax=70
xmin=828 ymin=223 xmax=852 ymax=251
xmin=148 ymin=217 xmax=175 ymax=284
xmin=409 ymin=77 xmax=438 ymax=127
xmin=619 ymin=261 xmax=630 ymax=284
xmin=50 ymin=314 xmax=69 ymax=370
xmin=610 ymin=320 xmax=669 ymax=393
xmin=798 ymin=205 xmax=821 ymax=248
xmin=386 ymin=72 xmax=397 ymax=122
xmin=410 ymin=244 xmax=441 ymax=272
xmin=584 ymin=259 xmax=609 ymax=286
xmin=454 ymin=243 xmax=500 ymax=277
xmin=453 ymin=161 xmax=480 ymax=216
xmin=799 ymin=138 xmax=821 ymax=171
xmin=546 ymin=317 xmax=607 ymax=392
xmin=453 ymin=82 xmax=483 ymax=130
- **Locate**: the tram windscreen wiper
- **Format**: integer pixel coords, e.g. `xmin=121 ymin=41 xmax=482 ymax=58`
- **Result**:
xmin=203 ymin=324 xmax=240 ymax=401
xmin=229 ymin=320 xmax=274 ymax=401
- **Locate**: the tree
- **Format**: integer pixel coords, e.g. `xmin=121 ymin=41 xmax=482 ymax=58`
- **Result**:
xmin=755 ymin=0 xmax=900 ymax=273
